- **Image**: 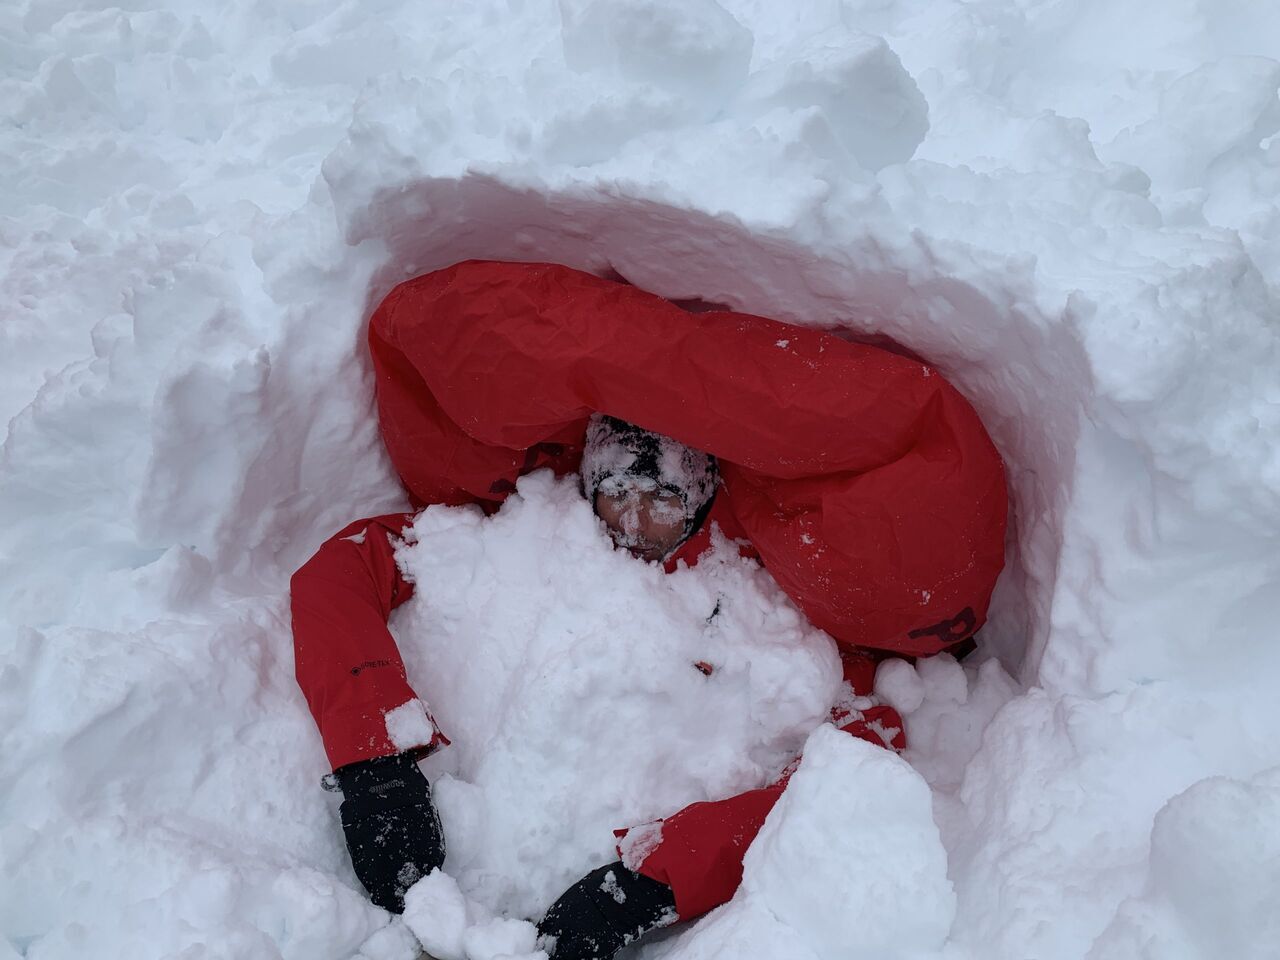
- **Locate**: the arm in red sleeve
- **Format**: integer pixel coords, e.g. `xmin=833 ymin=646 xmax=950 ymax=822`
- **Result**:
xmin=290 ymin=512 xmax=449 ymax=771
xmin=830 ymin=648 xmax=907 ymax=751
xmin=615 ymin=651 xmax=905 ymax=920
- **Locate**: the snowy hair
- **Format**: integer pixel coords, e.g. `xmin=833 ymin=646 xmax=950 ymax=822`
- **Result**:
xmin=581 ymin=413 xmax=719 ymax=536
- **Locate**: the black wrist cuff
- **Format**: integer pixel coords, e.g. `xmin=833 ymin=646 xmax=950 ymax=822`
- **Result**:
xmin=334 ymin=753 xmax=428 ymax=803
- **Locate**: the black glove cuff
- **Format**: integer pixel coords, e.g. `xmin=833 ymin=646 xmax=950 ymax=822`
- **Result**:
xmin=538 ymin=861 xmax=677 ymax=958
xmin=334 ymin=752 xmax=430 ymax=806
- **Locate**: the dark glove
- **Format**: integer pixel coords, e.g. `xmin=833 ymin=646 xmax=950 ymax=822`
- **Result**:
xmin=537 ymin=862 xmax=677 ymax=960
xmin=334 ymin=752 xmax=445 ymax=913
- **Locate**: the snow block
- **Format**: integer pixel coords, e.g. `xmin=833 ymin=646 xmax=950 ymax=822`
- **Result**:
xmin=664 ymin=724 xmax=954 ymax=959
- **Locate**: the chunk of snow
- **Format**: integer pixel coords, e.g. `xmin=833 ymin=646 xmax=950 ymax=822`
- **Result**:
xmin=396 ymin=472 xmax=840 ymax=919
xmin=663 ymin=725 xmax=955 ymax=959
xmin=462 ymin=917 xmax=543 ymax=960
xmin=599 ymin=870 xmax=626 ymax=904
xmin=402 ymin=870 xmax=473 ymax=960
xmin=915 ymin=654 xmax=968 ymax=706
xmin=384 ymin=699 xmax=437 ymax=753
xmin=1089 ymin=768 xmax=1280 ymax=959
xmin=618 ymin=820 xmax=666 ymax=872
xmin=873 ymin=659 xmax=926 ymax=715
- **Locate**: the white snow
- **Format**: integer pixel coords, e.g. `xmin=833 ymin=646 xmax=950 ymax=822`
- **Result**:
xmin=616 ymin=820 xmax=665 ymax=874
xmin=3 ymin=0 xmax=1280 ymax=958
xmin=873 ymin=657 xmax=926 ymax=715
xmin=383 ymin=699 xmax=437 ymax=754
xmin=649 ymin=725 xmax=955 ymax=960
xmin=1090 ymin=768 xmax=1280 ymax=960
xmin=401 ymin=869 xmax=546 ymax=960
xmin=598 ymin=871 xmax=626 ymax=906
xmin=391 ymin=471 xmax=839 ymax=921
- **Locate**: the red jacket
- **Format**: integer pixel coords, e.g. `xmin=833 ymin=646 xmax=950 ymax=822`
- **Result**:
xmin=290 ymin=260 xmax=1006 ymax=916
xmin=292 ymin=259 xmax=1005 ymax=770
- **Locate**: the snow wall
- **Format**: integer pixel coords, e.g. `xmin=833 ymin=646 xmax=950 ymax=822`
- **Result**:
xmin=3 ymin=0 xmax=1280 ymax=958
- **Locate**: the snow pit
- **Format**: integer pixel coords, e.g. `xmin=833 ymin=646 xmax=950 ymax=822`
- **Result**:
xmin=3 ymin=0 xmax=1280 ymax=959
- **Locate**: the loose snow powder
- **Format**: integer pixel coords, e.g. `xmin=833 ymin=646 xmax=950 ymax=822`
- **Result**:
xmin=391 ymin=471 xmax=840 ymax=921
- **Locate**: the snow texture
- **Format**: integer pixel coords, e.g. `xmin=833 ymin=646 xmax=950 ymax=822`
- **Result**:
xmin=2 ymin=0 xmax=1280 ymax=958
xmin=648 ymin=725 xmax=954 ymax=960
xmin=401 ymin=871 xmax=543 ymax=960
xmin=392 ymin=471 xmax=840 ymax=921
xmin=401 ymin=869 xmax=546 ymax=960
xmin=383 ymin=699 xmax=436 ymax=754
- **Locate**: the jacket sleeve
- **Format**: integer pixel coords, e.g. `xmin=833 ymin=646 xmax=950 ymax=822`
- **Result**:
xmin=290 ymin=512 xmax=449 ymax=771
xmin=615 ymin=651 xmax=905 ymax=920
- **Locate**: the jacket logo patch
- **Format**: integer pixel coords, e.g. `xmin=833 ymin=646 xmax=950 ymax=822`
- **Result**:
xmin=350 ymin=659 xmax=394 ymax=676
xmin=907 ymin=607 xmax=976 ymax=644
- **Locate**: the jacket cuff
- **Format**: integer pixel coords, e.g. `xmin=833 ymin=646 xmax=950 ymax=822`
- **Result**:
xmin=321 ymin=697 xmax=450 ymax=771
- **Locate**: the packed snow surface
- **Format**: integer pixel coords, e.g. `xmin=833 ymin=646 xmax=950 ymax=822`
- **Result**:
xmin=3 ymin=0 xmax=1280 ymax=958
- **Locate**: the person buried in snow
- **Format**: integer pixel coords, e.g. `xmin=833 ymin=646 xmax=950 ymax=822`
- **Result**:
xmin=289 ymin=258 xmax=1007 ymax=960
xmin=292 ymin=413 xmax=908 ymax=960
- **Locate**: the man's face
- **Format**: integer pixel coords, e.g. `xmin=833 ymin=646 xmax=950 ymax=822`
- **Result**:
xmin=594 ymin=486 xmax=687 ymax=563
